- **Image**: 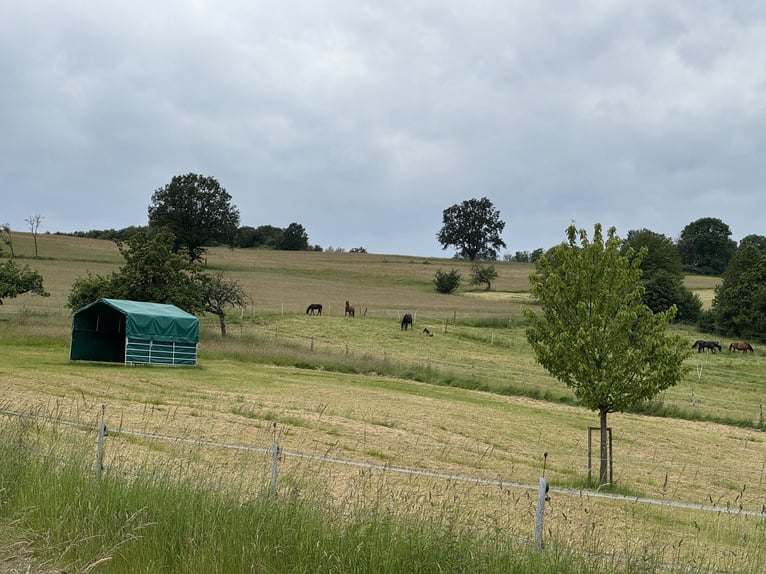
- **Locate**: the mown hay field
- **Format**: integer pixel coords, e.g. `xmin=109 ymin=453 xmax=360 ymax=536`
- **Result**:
xmin=4 ymin=232 xmax=766 ymax=572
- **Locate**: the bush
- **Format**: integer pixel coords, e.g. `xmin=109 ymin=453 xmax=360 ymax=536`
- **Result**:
xmin=433 ymin=268 xmax=461 ymax=294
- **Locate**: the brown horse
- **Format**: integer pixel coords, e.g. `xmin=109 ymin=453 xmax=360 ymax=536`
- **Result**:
xmin=729 ymin=341 xmax=754 ymax=352
xmin=345 ymin=301 xmax=355 ymax=317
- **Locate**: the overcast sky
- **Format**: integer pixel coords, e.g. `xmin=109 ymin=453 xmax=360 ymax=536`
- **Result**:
xmin=2 ymin=1 xmax=764 ymax=258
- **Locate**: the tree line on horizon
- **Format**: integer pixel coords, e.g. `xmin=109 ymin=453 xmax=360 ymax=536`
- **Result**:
xmin=3 ymin=173 xmax=765 ymax=341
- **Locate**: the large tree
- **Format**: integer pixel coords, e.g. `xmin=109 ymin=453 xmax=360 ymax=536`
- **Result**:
xmin=710 ymin=243 xmax=766 ymax=339
xmin=278 ymin=223 xmax=309 ymax=251
xmin=524 ymin=224 xmax=689 ymax=486
xmin=0 ymin=259 xmax=49 ymax=304
xmin=739 ymin=234 xmax=766 ymax=255
xmin=436 ymin=197 xmax=506 ymax=261
xmin=148 ymin=173 xmax=240 ymax=262
xmin=67 ymin=230 xmax=205 ymax=313
xmin=621 ymin=229 xmax=701 ymax=322
xmin=677 ymin=217 xmax=736 ymax=275
xmin=621 ymin=229 xmax=682 ymax=278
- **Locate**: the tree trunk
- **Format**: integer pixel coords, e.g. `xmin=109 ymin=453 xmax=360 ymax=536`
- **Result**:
xmin=599 ymin=409 xmax=609 ymax=486
xmin=217 ymin=312 xmax=227 ymax=337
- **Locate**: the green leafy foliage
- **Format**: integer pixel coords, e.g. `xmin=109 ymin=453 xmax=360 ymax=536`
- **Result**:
xmin=279 ymin=222 xmax=309 ymax=250
xmin=469 ymin=262 xmax=497 ymax=291
xmin=436 ymin=197 xmax=506 ymax=261
xmin=433 ymin=268 xmax=461 ymax=294
xmin=0 ymin=259 xmax=49 ymax=304
xmin=711 ymin=243 xmax=766 ymax=339
xmin=621 ymin=229 xmax=701 ymax=322
xmin=525 ymin=223 xmax=690 ymax=485
xmin=677 ymin=217 xmax=737 ymax=275
xmin=198 ymin=271 xmax=250 ymax=336
xmin=642 ymin=270 xmax=702 ymax=323
xmin=148 ymin=173 xmax=240 ymax=262
xmin=67 ymin=230 xmax=205 ymax=313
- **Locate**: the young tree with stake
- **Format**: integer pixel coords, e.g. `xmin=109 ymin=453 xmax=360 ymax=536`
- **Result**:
xmin=524 ymin=223 xmax=690 ymax=486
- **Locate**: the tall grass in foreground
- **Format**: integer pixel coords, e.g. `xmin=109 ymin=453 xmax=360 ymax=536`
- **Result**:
xmin=0 ymin=414 xmax=724 ymax=574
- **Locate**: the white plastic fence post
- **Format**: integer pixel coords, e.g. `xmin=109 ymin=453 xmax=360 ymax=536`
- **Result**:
xmin=95 ymin=404 xmax=106 ymax=482
xmin=535 ymin=477 xmax=548 ymax=549
xmin=271 ymin=442 xmax=279 ymax=498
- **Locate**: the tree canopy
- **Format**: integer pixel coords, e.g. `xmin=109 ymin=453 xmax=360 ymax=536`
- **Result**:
xmin=199 ymin=271 xmax=250 ymax=337
xmin=279 ymin=223 xmax=310 ymax=250
xmin=710 ymin=243 xmax=766 ymax=339
xmin=0 ymin=259 xmax=49 ymax=304
xmin=148 ymin=173 xmax=240 ymax=262
xmin=621 ymin=229 xmax=683 ymax=277
xmin=67 ymin=230 xmax=205 ymax=314
xmin=621 ymin=229 xmax=701 ymax=322
xmin=524 ymin=224 xmax=689 ymax=485
xmin=436 ymin=197 xmax=506 ymax=261
xmin=677 ymin=217 xmax=736 ymax=275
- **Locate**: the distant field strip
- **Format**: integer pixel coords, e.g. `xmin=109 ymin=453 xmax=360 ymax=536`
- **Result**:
xmin=204 ymin=319 xmax=766 ymax=426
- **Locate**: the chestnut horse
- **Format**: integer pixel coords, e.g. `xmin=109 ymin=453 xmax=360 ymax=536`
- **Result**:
xmin=729 ymin=341 xmax=754 ymax=352
xmin=345 ymin=301 xmax=355 ymax=317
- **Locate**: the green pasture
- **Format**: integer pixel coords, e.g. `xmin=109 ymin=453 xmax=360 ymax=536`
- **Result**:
xmin=1 ymin=233 xmax=765 ymax=573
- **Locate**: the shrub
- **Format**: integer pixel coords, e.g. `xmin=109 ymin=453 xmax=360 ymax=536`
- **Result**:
xmin=433 ymin=268 xmax=461 ymax=294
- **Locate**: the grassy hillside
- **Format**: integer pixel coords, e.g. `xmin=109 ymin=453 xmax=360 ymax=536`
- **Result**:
xmin=3 ymin=232 xmax=765 ymax=573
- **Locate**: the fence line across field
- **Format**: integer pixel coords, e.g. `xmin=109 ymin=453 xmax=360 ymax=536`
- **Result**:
xmin=2 ymin=406 xmax=765 ymax=522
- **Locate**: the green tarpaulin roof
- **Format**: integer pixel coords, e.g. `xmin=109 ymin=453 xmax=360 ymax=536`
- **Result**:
xmin=73 ymin=298 xmax=199 ymax=343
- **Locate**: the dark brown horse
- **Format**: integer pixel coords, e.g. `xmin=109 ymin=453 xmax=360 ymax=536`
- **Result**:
xmin=729 ymin=341 xmax=754 ymax=352
xmin=692 ymin=340 xmax=721 ymax=353
xmin=306 ymin=303 xmax=322 ymax=316
xmin=401 ymin=313 xmax=413 ymax=330
xmin=345 ymin=301 xmax=355 ymax=317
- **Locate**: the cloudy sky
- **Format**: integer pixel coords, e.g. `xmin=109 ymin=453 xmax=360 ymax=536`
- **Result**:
xmin=2 ymin=1 xmax=764 ymax=258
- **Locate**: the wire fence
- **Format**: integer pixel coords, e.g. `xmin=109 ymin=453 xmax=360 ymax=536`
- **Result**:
xmin=198 ymin=317 xmax=766 ymax=428
xmin=3 ymin=405 xmax=764 ymax=520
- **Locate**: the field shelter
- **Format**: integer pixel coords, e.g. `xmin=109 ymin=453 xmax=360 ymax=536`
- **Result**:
xmin=70 ymin=298 xmax=199 ymax=366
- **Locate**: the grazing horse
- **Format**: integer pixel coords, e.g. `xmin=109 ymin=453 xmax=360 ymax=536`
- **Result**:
xmin=422 ymin=327 xmax=433 ymax=337
xmin=345 ymin=301 xmax=355 ymax=317
xmin=400 ymin=313 xmax=413 ymax=330
xmin=692 ymin=340 xmax=721 ymax=353
xmin=306 ymin=303 xmax=323 ymax=316
xmin=729 ymin=341 xmax=754 ymax=352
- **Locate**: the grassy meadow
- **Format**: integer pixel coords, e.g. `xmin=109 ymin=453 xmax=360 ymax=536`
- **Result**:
xmin=5 ymin=232 xmax=766 ymax=573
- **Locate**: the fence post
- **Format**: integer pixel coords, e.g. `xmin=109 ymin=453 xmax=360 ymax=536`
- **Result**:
xmin=535 ymin=476 xmax=549 ymax=549
xmin=310 ymin=336 xmax=314 ymax=351
xmin=271 ymin=442 xmax=279 ymax=498
xmin=760 ymin=403 xmax=763 ymax=427
xmin=95 ymin=404 xmax=106 ymax=482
